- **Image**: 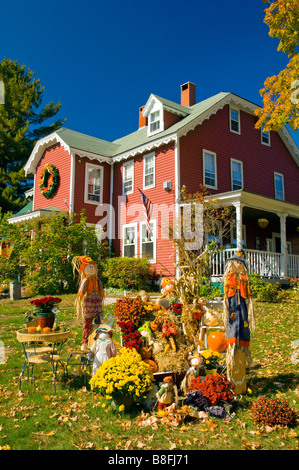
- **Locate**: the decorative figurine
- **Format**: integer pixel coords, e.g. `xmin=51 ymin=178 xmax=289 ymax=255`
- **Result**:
xmin=88 ymin=325 xmax=116 ymax=376
xmin=72 ymin=255 xmax=105 ymax=349
xmin=156 ymin=376 xmax=178 ymax=411
xmin=222 ymin=249 xmax=255 ymax=392
xmin=180 ymin=352 xmax=204 ymax=395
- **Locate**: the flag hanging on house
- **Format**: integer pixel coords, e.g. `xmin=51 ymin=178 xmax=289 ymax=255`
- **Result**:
xmin=138 ymin=188 xmax=153 ymax=233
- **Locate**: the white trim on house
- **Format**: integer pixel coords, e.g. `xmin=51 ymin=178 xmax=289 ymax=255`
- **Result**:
xmin=84 ymin=162 xmax=104 ymax=205
xmin=69 ymin=153 xmax=76 ymax=213
xmin=142 ymin=95 xmax=165 ymax=137
xmin=7 ymin=208 xmax=61 ymax=224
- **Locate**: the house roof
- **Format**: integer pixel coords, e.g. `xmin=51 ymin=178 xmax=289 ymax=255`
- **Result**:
xmin=24 ymin=90 xmax=299 ymax=174
xmin=7 ymin=205 xmax=62 ymax=224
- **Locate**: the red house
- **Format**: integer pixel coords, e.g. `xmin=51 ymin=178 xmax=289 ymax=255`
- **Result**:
xmin=9 ymin=82 xmax=299 ymax=280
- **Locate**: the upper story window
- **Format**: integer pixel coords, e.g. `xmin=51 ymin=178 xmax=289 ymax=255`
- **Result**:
xmin=143 ymin=153 xmax=155 ymax=189
xmin=123 ymin=160 xmax=134 ymax=195
xmin=85 ymin=163 xmax=103 ymax=204
xmin=149 ymin=110 xmax=161 ymax=133
xmin=230 ymin=107 xmax=240 ymax=134
xmin=274 ymin=172 xmax=284 ymax=200
xmin=261 ymin=126 xmax=270 ymax=146
xmin=231 ymin=159 xmax=243 ymax=190
xmin=203 ymin=150 xmax=217 ymax=189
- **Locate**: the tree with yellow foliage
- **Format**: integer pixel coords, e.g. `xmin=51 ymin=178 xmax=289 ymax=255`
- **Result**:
xmin=255 ymin=0 xmax=299 ymax=131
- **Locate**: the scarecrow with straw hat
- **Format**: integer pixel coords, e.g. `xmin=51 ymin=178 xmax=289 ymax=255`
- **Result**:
xmin=72 ymin=255 xmax=105 ymax=349
xmin=222 ymin=249 xmax=255 ymax=392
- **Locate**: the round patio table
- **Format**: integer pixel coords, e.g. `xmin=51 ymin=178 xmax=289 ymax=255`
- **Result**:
xmin=16 ymin=328 xmax=71 ymax=395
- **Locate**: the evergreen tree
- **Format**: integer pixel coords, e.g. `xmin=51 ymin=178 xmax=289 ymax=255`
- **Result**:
xmin=0 ymin=58 xmax=66 ymax=213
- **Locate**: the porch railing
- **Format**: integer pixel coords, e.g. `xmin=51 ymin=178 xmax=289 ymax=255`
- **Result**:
xmin=210 ymin=248 xmax=291 ymax=278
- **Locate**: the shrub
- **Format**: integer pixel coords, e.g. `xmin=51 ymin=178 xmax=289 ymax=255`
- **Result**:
xmin=250 ymin=396 xmax=297 ymax=427
xmin=249 ymin=275 xmax=284 ymax=302
xmin=101 ymin=257 xmax=151 ymax=291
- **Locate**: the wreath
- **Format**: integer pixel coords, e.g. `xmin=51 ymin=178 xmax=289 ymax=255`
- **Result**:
xmin=39 ymin=163 xmax=60 ymax=199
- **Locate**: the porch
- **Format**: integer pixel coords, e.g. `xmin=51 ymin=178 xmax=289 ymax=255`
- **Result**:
xmin=211 ymin=248 xmax=299 ymax=279
xmin=209 ymin=190 xmax=299 ymax=280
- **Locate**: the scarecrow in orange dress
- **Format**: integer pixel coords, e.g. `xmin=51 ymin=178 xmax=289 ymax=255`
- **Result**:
xmin=72 ymin=256 xmax=105 ymax=349
xmin=222 ymin=249 xmax=255 ymax=381
xmin=156 ymin=376 xmax=178 ymax=411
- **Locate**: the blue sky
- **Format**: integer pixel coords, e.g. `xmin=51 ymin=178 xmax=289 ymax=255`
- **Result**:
xmin=1 ymin=0 xmax=297 ymax=146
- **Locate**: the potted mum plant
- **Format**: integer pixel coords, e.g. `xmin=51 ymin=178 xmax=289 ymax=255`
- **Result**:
xmin=200 ymin=349 xmax=223 ymax=375
xmin=89 ymin=347 xmax=154 ymax=410
xmin=30 ymin=296 xmax=62 ymax=329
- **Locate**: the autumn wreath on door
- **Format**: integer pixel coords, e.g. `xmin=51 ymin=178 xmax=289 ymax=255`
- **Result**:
xmin=39 ymin=163 xmax=60 ymax=198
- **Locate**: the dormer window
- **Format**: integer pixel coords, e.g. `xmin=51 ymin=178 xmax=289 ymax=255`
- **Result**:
xmin=150 ymin=111 xmax=160 ymax=133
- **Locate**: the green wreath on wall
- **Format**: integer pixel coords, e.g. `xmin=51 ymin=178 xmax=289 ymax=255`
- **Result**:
xmin=39 ymin=163 xmax=60 ymax=199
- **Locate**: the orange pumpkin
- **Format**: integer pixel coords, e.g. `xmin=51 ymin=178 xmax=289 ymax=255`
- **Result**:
xmin=143 ymin=359 xmax=158 ymax=373
xmin=42 ymin=327 xmax=52 ymax=333
xmin=207 ymin=331 xmax=227 ymax=353
xmin=140 ymin=347 xmax=151 ymax=360
xmin=27 ymin=326 xmax=37 ymax=334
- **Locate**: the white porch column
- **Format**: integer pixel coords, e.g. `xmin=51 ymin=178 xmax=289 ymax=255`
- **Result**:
xmin=278 ymin=212 xmax=288 ymax=276
xmin=233 ymin=202 xmax=244 ymax=251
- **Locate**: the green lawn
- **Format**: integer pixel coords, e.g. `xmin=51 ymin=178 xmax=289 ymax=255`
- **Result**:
xmin=0 ymin=291 xmax=298 ymax=451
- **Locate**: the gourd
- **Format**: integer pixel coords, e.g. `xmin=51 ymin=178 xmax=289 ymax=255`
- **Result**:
xmin=42 ymin=327 xmax=52 ymax=333
xmin=143 ymin=359 xmax=158 ymax=373
xmin=207 ymin=331 xmax=227 ymax=353
xmin=27 ymin=326 xmax=37 ymax=334
xmin=150 ymin=321 xmax=159 ymax=332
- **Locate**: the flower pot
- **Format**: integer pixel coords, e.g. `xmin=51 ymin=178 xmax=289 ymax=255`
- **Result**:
xmin=112 ymin=396 xmax=134 ymax=410
xmin=205 ymin=368 xmax=217 ymax=376
xmin=35 ymin=311 xmax=55 ymax=329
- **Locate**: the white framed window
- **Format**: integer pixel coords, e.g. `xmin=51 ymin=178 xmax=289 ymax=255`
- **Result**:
xmin=274 ymin=172 xmax=284 ymax=200
xmin=140 ymin=219 xmax=156 ymax=263
xmin=231 ymin=159 xmax=243 ymax=190
xmin=85 ymin=163 xmax=103 ymax=204
xmin=149 ymin=110 xmax=161 ymax=133
xmin=205 ymin=220 xmax=223 ymax=247
xmin=230 ymin=106 xmax=240 ymax=134
xmin=261 ymin=126 xmax=270 ymax=146
xmin=122 ymin=223 xmax=138 ymax=258
xmin=143 ymin=152 xmax=155 ymax=189
xmin=123 ymin=160 xmax=134 ymax=195
xmin=203 ymin=150 xmax=217 ymax=189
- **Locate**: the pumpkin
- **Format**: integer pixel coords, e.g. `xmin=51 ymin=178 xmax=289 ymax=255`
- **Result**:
xmin=140 ymin=346 xmax=151 ymax=360
xmin=27 ymin=326 xmax=37 ymax=334
xmin=143 ymin=359 xmax=158 ymax=373
xmin=207 ymin=331 xmax=227 ymax=353
xmin=42 ymin=327 xmax=52 ymax=333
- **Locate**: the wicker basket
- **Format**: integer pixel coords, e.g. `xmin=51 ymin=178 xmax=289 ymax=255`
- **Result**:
xmin=17 ymin=329 xmax=70 ymax=344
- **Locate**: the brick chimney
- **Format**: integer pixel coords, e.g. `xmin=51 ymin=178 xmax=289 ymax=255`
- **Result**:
xmin=180 ymin=82 xmax=196 ymax=107
xmin=139 ymin=105 xmax=147 ymax=128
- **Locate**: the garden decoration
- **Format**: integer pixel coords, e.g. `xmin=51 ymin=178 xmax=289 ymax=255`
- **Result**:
xmin=88 ymin=324 xmax=116 ymax=376
xmin=156 ymin=376 xmax=178 ymax=412
xmin=30 ymin=296 xmax=62 ymax=329
xmin=39 ymin=163 xmax=60 ymax=199
xmin=200 ymin=349 xmax=223 ymax=376
xmin=180 ymin=352 xmax=204 ymax=395
xmin=158 ymin=277 xmax=177 ymax=305
xmin=222 ymin=249 xmax=255 ymax=390
xmin=72 ymin=255 xmax=105 ymax=349
xmin=89 ymin=347 xmax=154 ymax=410
xmin=0 ymin=237 xmax=14 ymax=259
